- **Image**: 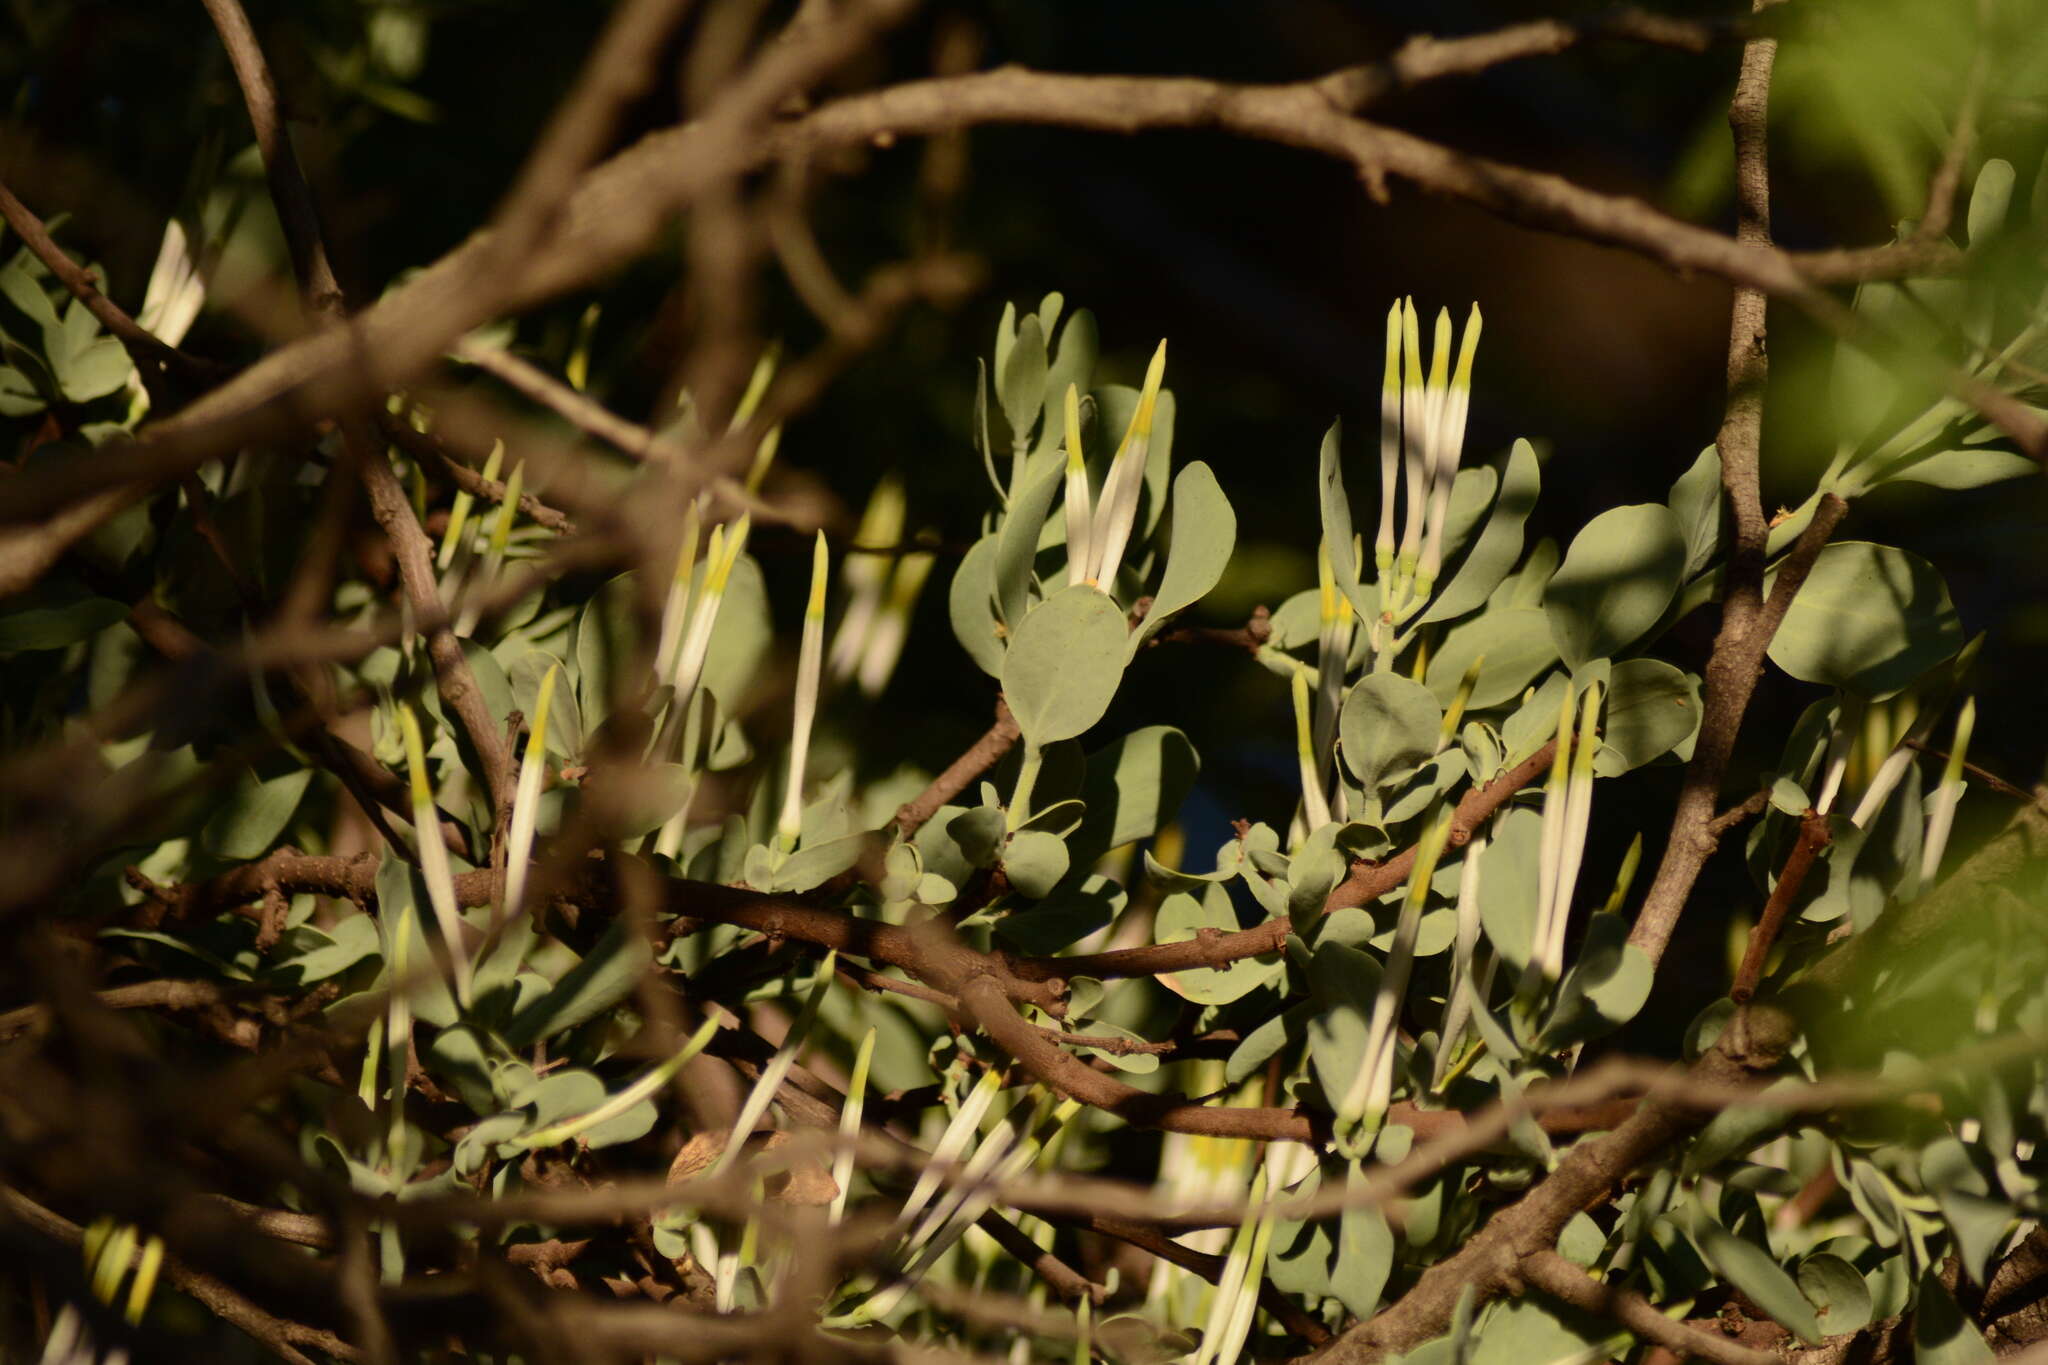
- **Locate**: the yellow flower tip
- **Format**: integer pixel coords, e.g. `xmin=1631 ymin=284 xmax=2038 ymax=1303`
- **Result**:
xmin=1290 ymin=668 xmax=1314 ymax=754
xmin=1382 ymin=304 xmax=1403 ymax=388
xmin=701 ymin=525 xmax=726 ymax=585
xmin=719 ymin=513 xmax=753 ymax=574
xmin=1133 ymin=340 xmax=1168 ymax=434
xmin=397 ymin=704 xmax=431 ymax=807
xmin=858 ymin=476 xmax=906 ymax=545
xmin=1401 ymin=300 xmax=1423 ymax=388
xmin=1452 ymin=306 xmax=1483 ymax=393
xmin=1063 ymin=383 xmax=1085 ymax=472
xmin=807 ymin=531 xmax=830 ymax=620
xmin=525 ymin=663 xmax=559 ymax=762
xmin=1429 ymin=310 xmax=1453 ymax=389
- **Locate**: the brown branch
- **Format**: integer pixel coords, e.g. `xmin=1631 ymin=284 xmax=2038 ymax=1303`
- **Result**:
xmin=197 ymin=0 xmax=344 ymax=313
xmin=1145 ymin=604 xmax=1274 ymax=655
xmin=1521 ymin=1249 xmax=1779 ymax=1365
xmin=1315 ymin=8 xmax=1759 ymax=110
xmin=1730 ymin=808 xmax=1831 ymax=1003
xmin=358 ymin=456 xmax=520 ymax=826
xmin=0 ymin=179 xmax=221 ymax=399
xmin=0 ymin=32 xmax=1981 ymax=555
xmin=1627 ymin=2 xmax=1838 ymax=971
xmin=454 ymin=339 xmax=672 ymax=461
xmin=956 ymin=974 xmax=1635 ymax=1148
xmin=1905 ymin=739 xmax=2048 ymax=809
xmin=1069 ymin=1210 xmax=1331 ymax=1344
xmin=1033 ymin=739 xmax=1556 ymax=983
xmin=1913 ymin=14 xmax=1991 ymax=245
xmin=378 ymin=410 xmax=576 ymax=534
xmin=1707 ymin=786 xmax=1775 ymax=838
xmin=895 ymin=699 xmax=1022 ymax=836
xmin=1321 ymin=1004 xmax=1803 ymax=1362
xmin=125 ymin=596 xmax=470 ymax=858
xmin=0 ymin=979 xmax=229 ymax=1041
xmin=0 ymin=1184 xmax=356 ymax=1364
xmin=485 ymin=0 xmax=702 ymax=267
xmin=201 ymin=0 xmax=519 ymax=832
xmin=972 ymin=1209 xmax=1105 ymax=1306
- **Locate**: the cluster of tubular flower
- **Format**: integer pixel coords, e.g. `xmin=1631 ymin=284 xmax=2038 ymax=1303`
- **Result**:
xmin=1519 ymin=681 xmax=1603 ymax=1003
xmin=649 ymin=509 xmax=753 ymax=860
xmin=1062 ymin=341 xmax=1168 ymax=593
xmin=1145 ymin=1065 xmax=1261 ymax=1327
xmin=1807 ymin=690 xmax=1976 ymax=898
xmin=1367 ymin=299 xmax=1482 ymax=648
xmin=1294 ymin=300 xmax=1482 ymax=845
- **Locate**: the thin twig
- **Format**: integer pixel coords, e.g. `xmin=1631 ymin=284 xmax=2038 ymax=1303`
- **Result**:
xmin=1731 ymin=809 xmax=1832 ymax=1002
xmin=1521 ymin=1250 xmax=1779 ymax=1365
xmin=0 ymin=1184 xmax=356 ymax=1364
xmin=894 ymin=699 xmax=1022 ymax=837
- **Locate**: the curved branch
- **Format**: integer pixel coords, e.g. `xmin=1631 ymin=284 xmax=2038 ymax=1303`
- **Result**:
xmin=1026 ymin=739 xmax=1555 ymax=983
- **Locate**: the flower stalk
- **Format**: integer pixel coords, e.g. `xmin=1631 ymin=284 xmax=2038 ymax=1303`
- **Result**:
xmin=1342 ymin=799 xmax=1457 ymax=1136
xmin=398 ymin=703 xmax=473 ymax=1007
xmin=1292 ymin=669 xmax=1331 ymax=837
xmin=1919 ymin=698 xmax=1975 ymax=888
xmin=778 ymin=533 xmax=830 ymax=851
xmin=503 ymin=662 xmax=558 ymax=925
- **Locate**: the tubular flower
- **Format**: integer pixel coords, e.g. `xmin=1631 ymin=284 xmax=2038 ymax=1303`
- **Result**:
xmin=1083 ymin=341 xmax=1168 ymax=591
xmin=778 ymin=533 xmax=831 ymax=850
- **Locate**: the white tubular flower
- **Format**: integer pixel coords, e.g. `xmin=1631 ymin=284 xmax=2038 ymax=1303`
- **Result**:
xmin=829 ymin=1027 xmax=877 ymax=1227
xmin=1312 ymin=539 xmax=1352 ymax=773
xmin=1342 ymin=800 xmax=1456 ymax=1135
xmin=1292 ymin=668 xmax=1331 ymax=837
xmin=397 ymin=704 xmax=473 ymax=1008
xmin=1376 ymin=302 xmax=1403 ymax=577
xmin=138 ymin=219 xmax=205 ymax=348
xmin=1849 ymin=698 xmax=1945 ymax=831
xmin=1417 ymin=304 xmax=1483 ymax=595
xmin=503 ymin=662 xmax=558 ymax=925
xmin=1062 ymin=383 xmax=1094 ymax=587
xmin=455 ymin=458 xmax=523 ymax=635
xmin=671 ymin=515 xmax=750 ymax=711
xmin=827 ymin=478 xmax=904 ymax=683
xmin=655 ymin=499 xmax=704 ymax=679
xmin=1396 ymin=299 xmax=1428 ymax=584
xmin=778 ymin=533 xmax=830 ymax=850
xmin=1435 ymin=821 xmax=1489 ymax=1087
xmin=437 ymin=440 xmax=502 ymax=574
xmin=1919 ymin=698 xmax=1974 ymax=887
xmin=853 ymin=548 xmax=934 ymax=697
xmin=1812 ymin=696 xmax=1858 ymax=815
xmin=1526 ymin=682 xmax=1578 ymax=995
xmin=1191 ymin=1165 xmax=1270 ymax=1365
xmin=1544 ymin=681 xmax=1602 ymax=977
xmin=1087 ymin=340 xmax=1168 ymax=589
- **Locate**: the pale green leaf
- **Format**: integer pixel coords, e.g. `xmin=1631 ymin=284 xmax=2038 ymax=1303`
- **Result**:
xmin=1766 ymin=542 xmax=1962 ymax=696
xmin=1002 ymin=585 xmax=1128 ymax=745
xmin=1128 ymin=462 xmax=1236 ymax=654
xmin=1545 ymin=504 xmax=1686 ymax=669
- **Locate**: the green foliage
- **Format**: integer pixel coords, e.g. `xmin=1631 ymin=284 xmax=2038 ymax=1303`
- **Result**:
xmin=6 ymin=141 xmax=2046 ymax=1358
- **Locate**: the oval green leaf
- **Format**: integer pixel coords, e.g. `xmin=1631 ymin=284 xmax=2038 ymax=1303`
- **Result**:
xmin=1002 ymin=585 xmax=1129 ymax=745
xmin=1544 ymin=504 xmax=1686 ymax=669
xmin=1766 ymin=542 xmax=1962 ymax=697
